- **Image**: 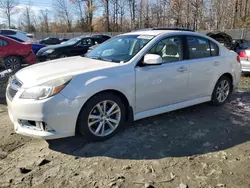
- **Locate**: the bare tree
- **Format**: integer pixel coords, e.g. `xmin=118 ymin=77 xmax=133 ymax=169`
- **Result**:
xmin=0 ymin=0 xmax=19 ymax=28
xmin=39 ymin=9 xmax=50 ymax=32
xmin=84 ymin=0 xmax=96 ymax=32
xmin=53 ymin=0 xmax=73 ymax=31
xmin=102 ymin=0 xmax=110 ymax=31
xmin=190 ymin=0 xmax=204 ymax=30
xmin=128 ymin=0 xmax=136 ymax=29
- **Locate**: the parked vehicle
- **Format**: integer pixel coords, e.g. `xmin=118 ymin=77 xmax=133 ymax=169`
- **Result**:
xmin=231 ymin=39 xmax=249 ymax=53
xmin=39 ymin=37 xmax=61 ymax=45
xmin=60 ymin=38 xmax=69 ymax=44
xmin=6 ymin=28 xmax=241 ymax=141
xmin=206 ymin=31 xmax=232 ymax=49
xmin=36 ymin=35 xmax=109 ymax=62
xmin=87 ymin=44 xmax=98 ymax=53
xmin=0 ymin=29 xmax=30 ymax=42
xmin=4 ymin=36 xmax=46 ymax=54
xmin=0 ymin=35 xmax=36 ymax=71
xmin=237 ymin=41 xmax=250 ymax=73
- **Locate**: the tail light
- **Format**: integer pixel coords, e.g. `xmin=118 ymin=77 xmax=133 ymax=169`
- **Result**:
xmin=239 ymin=51 xmax=248 ymax=58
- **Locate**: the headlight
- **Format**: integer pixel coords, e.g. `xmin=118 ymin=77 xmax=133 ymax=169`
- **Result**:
xmin=20 ymin=75 xmax=73 ymax=100
xmin=45 ymin=49 xmax=54 ymax=54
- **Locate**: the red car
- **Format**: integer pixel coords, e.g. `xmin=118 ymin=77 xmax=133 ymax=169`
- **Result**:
xmin=0 ymin=35 xmax=36 ymax=71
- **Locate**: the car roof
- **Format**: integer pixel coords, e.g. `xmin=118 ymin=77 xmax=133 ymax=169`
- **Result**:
xmin=122 ymin=30 xmax=200 ymax=36
xmin=0 ymin=29 xmax=27 ymax=34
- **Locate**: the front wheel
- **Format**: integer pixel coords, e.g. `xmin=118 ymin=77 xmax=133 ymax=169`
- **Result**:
xmin=211 ymin=76 xmax=232 ymax=106
xmin=77 ymin=93 xmax=126 ymax=141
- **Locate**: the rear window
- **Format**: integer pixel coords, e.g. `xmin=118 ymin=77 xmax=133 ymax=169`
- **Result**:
xmin=187 ymin=36 xmax=220 ymax=59
xmin=0 ymin=30 xmax=16 ymax=35
xmin=187 ymin=36 xmax=211 ymax=59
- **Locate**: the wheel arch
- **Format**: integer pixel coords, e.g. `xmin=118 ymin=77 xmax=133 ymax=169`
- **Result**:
xmin=219 ymin=73 xmax=233 ymax=92
xmin=4 ymin=55 xmax=24 ymax=61
xmin=75 ymin=89 xmax=134 ymax=134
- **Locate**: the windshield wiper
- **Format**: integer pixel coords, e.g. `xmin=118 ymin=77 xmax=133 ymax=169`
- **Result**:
xmin=89 ymin=56 xmax=120 ymax=63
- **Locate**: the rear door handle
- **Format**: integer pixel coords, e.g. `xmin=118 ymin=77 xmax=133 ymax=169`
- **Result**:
xmin=177 ymin=66 xmax=187 ymax=72
xmin=213 ymin=61 xmax=220 ymax=66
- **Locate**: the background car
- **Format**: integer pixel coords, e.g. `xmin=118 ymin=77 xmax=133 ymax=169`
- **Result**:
xmin=5 ymin=36 xmax=46 ymax=54
xmin=238 ymin=41 xmax=250 ymax=73
xmin=36 ymin=35 xmax=110 ymax=62
xmin=60 ymin=38 xmax=69 ymax=44
xmin=206 ymin=31 xmax=232 ymax=49
xmin=0 ymin=35 xmax=36 ymax=71
xmin=0 ymin=29 xmax=30 ymax=42
xmin=39 ymin=37 xmax=61 ymax=45
xmin=231 ymin=39 xmax=249 ymax=53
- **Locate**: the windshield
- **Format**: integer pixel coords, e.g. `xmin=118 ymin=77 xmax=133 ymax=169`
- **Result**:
xmin=64 ymin=37 xmax=82 ymax=45
xmin=86 ymin=35 xmax=154 ymax=63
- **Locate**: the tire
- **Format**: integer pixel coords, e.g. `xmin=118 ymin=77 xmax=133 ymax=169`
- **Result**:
xmin=77 ymin=92 xmax=126 ymax=141
xmin=58 ymin=53 xmax=68 ymax=59
xmin=4 ymin=56 xmax=21 ymax=71
xmin=211 ymin=75 xmax=232 ymax=106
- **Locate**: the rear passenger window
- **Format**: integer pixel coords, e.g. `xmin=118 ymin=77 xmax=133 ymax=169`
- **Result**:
xmin=0 ymin=39 xmax=8 ymax=46
xmin=187 ymin=36 xmax=211 ymax=59
xmin=210 ymin=41 xmax=219 ymax=56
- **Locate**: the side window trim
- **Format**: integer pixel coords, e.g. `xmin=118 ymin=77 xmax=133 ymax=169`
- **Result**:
xmin=209 ymin=40 xmax=220 ymax=56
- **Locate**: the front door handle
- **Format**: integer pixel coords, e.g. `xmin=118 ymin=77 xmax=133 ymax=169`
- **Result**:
xmin=213 ymin=61 xmax=220 ymax=66
xmin=177 ymin=66 xmax=187 ymax=72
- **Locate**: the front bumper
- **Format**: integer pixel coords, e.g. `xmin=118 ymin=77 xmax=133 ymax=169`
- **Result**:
xmin=37 ymin=53 xmax=57 ymax=62
xmin=6 ymin=86 xmax=87 ymax=140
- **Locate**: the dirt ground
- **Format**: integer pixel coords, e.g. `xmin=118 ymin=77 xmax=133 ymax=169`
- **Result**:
xmin=1 ymin=76 xmax=250 ymax=188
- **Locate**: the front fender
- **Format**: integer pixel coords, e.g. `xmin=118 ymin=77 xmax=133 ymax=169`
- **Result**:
xmin=60 ymin=65 xmax=135 ymax=110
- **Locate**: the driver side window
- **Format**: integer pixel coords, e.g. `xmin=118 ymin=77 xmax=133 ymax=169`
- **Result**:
xmin=148 ymin=36 xmax=183 ymax=64
xmin=81 ymin=38 xmax=92 ymax=45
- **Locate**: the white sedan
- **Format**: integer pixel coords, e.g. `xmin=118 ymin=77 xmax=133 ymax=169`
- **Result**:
xmin=6 ymin=28 xmax=242 ymax=141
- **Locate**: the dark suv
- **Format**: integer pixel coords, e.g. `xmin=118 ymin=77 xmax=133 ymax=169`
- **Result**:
xmin=36 ymin=35 xmax=110 ymax=62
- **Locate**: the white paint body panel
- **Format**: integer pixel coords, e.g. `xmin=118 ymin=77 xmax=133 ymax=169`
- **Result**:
xmin=6 ymin=30 xmax=242 ymax=139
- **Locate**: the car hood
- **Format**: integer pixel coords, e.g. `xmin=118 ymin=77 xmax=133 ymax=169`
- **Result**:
xmin=38 ymin=43 xmax=71 ymax=52
xmin=15 ymin=56 xmax=119 ymax=88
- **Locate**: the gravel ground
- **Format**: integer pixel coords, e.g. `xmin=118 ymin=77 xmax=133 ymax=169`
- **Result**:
xmin=0 ymin=76 xmax=250 ymax=188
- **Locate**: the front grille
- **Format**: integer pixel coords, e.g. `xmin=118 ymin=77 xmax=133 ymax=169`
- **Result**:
xmin=7 ymin=77 xmax=22 ymax=101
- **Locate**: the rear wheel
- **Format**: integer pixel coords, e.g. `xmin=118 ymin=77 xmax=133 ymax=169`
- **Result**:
xmin=77 ymin=93 xmax=126 ymax=141
xmin=211 ymin=76 xmax=232 ymax=106
xmin=4 ymin=56 xmax=21 ymax=71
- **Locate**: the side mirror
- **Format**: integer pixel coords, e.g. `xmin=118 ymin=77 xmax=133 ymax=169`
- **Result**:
xmin=143 ymin=54 xmax=162 ymax=65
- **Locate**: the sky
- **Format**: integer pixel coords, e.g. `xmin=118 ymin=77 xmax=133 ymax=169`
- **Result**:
xmin=0 ymin=0 xmax=60 ymax=26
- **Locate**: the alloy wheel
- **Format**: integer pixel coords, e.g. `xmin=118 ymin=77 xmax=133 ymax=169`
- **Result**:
xmin=5 ymin=58 xmax=20 ymax=71
xmin=88 ymin=100 xmax=121 ymax=137
xmin=216 ymin=80 xmax=230 ymax=103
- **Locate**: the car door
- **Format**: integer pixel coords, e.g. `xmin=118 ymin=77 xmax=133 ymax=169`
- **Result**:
xmin=186 ymin=35 xmax=220 ymax=99
xmin=135 ymin=36 xmax=190 ymax=113
xmin=70 ymin=38 xmax=92 ymax=56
